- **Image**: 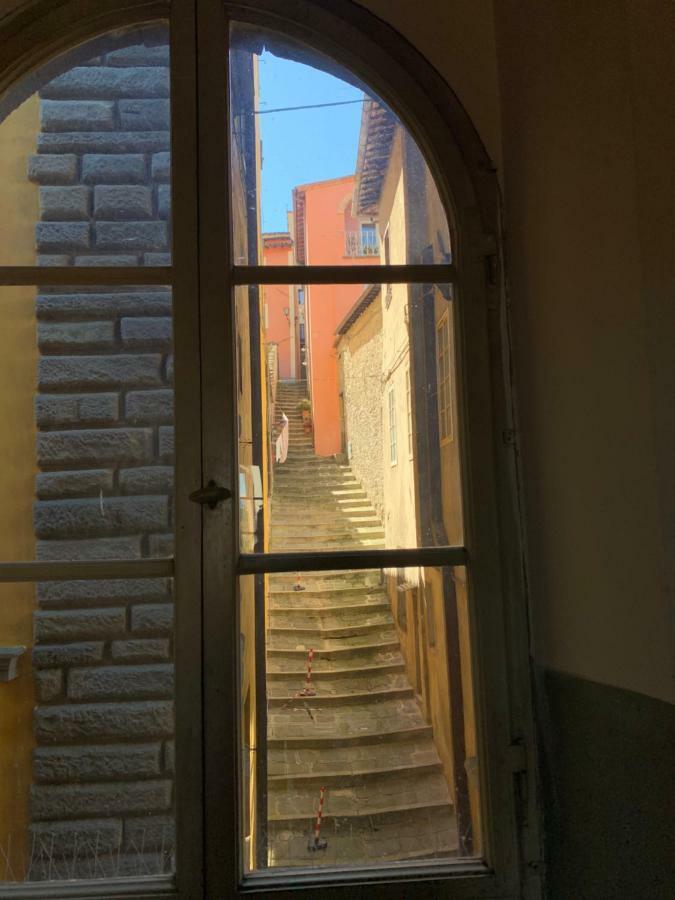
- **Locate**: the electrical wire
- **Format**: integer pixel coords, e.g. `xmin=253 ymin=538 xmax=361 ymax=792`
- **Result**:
xmin=252 ymin=98 xmax=367 ymax=115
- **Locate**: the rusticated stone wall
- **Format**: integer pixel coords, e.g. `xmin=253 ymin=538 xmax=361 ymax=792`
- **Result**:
xmin=26 ymin=39 xmax=175 ymax=880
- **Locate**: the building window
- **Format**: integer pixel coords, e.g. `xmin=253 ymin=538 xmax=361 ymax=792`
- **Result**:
xmin=388 ymin=385 xmax=398 ymax=465
xmin=436 ymin=312 xmax=454 ymax=443
xmin=0 ymin=0 xmax=534 ymax=896
xmin=406 ymin=367 xmax=414 ymax=457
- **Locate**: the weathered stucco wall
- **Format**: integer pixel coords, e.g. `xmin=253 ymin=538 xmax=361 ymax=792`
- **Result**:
xmin=0 ymin=94 xmax=39 ymax=881
xmin=337 ymin=298 xmax=384 ymax=519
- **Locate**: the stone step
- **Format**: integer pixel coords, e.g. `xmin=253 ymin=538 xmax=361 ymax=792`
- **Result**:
xmin=268 ymin=570 xmax=381 ymax=586
xmin=271 ymin=514 xmax=382 ymax=528
xmin=269 ymin=539 xmax=386 ymax=551
xmin=273 ymin=525 xmax=385 ymax=538
xmin=267 ymin=631 xmax=398 ymax=653
xmin=268 ymin=616 xmax=393 ymax=640
xmin=266 ymin=805 xmax=457 ymax=867
xmin=270 ymin=599 xmax=389 ymax=615
xmin=267 ymin=723 xmax=434 ymax=750
xmin=266 ymin=659 xmax=405 ymax=679
xmin=269 ymin=696 xmax=428 ymax=741
xmin=267 ymin=684 xmax=413 ymax=707
xmin=266 ymin=671 xmax=410 ymax=699
xmin=267 ymin=649 xmax=404 ymax=675
xmin=268 ymin=768 xmax=451 ymax=821
xmin=268 ymin=593 xmax=387 ymax=610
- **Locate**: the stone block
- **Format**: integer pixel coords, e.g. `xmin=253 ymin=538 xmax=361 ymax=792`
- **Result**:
xmin=34 ymin=700 xmax=173 ymax=743
xmin=38 ymin=428 xmax=153 ymax=467
xmin=111 ymin=639 xmax=170 ymax=662
xmin=158 ymin=426 xmax=174 ymax=463
xmin=41 ymin=100 xmax=114 ymax=132
xmin=131 ymin=604 xmax=174 ymax=634
xmin=39 ymin=186 xmax=90 ymax=221
xmin=36 ymin=470 xmax=114 ymax=500
xmin=34 ymin=743 xmax=161 ymax=784
xmin=151 ymin=151 xmax=170 ymax=182
xmin=74 ymin=254 xmax=140 ymax=266
xmin=34 ymin=495 xmax=169 ymax=540
xmin=149 ymin=534 xmax=173 ymax=557
xmin=94 ymin=184 xmax=153 ymax=220
xmin=37 ymin=254 xmax=71 ymax=265
xmin=34 ymin=607 xmax=126 ymax=642
xmin=28 ymin=154 xmax=78 ymax=184
xmin=124 ymin=814 xmax=174 ymax=851
xmin=121 ymin=317 xmax=172 ymax=348
xmin=144 ymin=252 xmax=171 ymax=265
xmin=38 ymin=321 xmax=114 ymax=351
xmin=35 ymin=668 xmax=63 ymax=702
xmin=37 ymin=578 xmax=170 ymax=609
xmin=36 ymin=221 xmax=90 ymax=252
xmin=37 ymin=536 xmax=142 ymax=561
xmin=106 ymin=45 xmax=170 ymax=67
xmin=35 ymin=393 xmax=119 ymax=427
xmin=37 ymin=290 xmax=172 ymax=320
xmin=27 ymin=850 xmax=168 ymax=881
xmin=68 ymin=664 xmax=174 ymax=701
xmin=119 ymin=466 xmax=173 ymax=494
xmin=119 ymin=99 xmax=170 ymax=131
xmin=30 ymin=819 xmax=122 ymax=857
xmin=95 ymin=221 xmax=168 ymax=251
xmin=157 ymin=184 xmax=171 ymax=219
xmin=125 ymin=389 xmax=173 ymax=424
xmin=32 ymin=642 xmax=103 ymax=669
xmin=82 ymin=153 xmax=145 ymax=184
xmin=32 ymin=779 xmax=172 ymax=821
xmin=39 ymin=131 xmax=169 ymax=155
xmin=39 ymin=355 xmax=162 ymax=390
xmin=166 ymin=354 xmax=174 ymax=382
xmin=41 ymin=66 xmax=170 ymax=100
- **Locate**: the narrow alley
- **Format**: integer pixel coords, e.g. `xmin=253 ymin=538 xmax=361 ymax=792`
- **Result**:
xmin=265 ymin=381 xmax=458 ymax=866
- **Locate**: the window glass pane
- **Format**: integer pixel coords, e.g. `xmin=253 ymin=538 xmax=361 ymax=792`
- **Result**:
xmin=239 ymin=565 xmax=480 ymax=872
xmin=0 ymin=576 xmax=175 ymax=883
xmin=0 ymin=23 xmax=171 ymax=267
xmin=229 ymin=23 xmax=452 ymax=267
xmin=236 ymin=284 xmax=463 ymax=554
xmin=0 ymin=286 xmax=174 ymax=561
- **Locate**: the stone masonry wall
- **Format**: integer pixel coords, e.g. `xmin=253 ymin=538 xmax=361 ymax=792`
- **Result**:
xmin=339 ymin=302 xmax=385 ymax=521
xmin=26 ymin=39 xmax=175 ymax=879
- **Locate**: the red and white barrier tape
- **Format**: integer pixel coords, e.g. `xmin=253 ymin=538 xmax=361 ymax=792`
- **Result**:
xmin=309 ymin=785 xmax=328 ymax=851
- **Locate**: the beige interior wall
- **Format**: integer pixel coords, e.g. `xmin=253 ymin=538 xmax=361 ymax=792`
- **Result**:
xmin=494 ymin=0 xmax=672 ymax=704
xmin=361 ymin=0 xmax=673 ymax=705
xmin=0 ymin=95 xmax=39 ymax=878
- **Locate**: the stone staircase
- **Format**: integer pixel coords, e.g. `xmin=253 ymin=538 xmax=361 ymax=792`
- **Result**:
xmin=265 ymin=381 xmax=457 ymax=867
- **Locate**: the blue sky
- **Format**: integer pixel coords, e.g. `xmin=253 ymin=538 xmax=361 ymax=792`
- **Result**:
xmin=257 ymin=52 xmax=365 ymax=233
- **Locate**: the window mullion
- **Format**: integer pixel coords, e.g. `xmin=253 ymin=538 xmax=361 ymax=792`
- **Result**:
xmin=195 ymin=0 xmax=241 ymax=896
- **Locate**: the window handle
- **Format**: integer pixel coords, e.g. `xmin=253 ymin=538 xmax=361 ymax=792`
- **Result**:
xmin=189 ymin=480 xmax=232 ymax=509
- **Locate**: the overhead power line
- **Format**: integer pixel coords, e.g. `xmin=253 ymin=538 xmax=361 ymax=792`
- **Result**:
xmin=253 ymin=98 xmax=367 ymax=115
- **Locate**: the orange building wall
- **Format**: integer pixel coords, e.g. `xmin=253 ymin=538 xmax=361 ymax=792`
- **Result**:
xmin=300 ymin=176 xmax=378 ymax=456
xmin=262 ymin=240 xmax=294 ymax=381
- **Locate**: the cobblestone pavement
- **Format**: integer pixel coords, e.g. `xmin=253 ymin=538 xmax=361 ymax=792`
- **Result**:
xmin=264 ymin=382 xmax=457 ymax=867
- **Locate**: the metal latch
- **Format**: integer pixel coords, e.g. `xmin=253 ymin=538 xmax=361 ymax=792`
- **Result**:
xmin=189 ymin=480 xmax=232 ymax=509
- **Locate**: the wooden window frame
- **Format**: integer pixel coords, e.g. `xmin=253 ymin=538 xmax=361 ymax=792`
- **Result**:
xmin=436 ymin=310 xmax=454 ymax=445
xmin=0 ymin=0 xmax=542 ymax=898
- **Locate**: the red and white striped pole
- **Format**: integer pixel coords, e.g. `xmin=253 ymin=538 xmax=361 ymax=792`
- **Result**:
xmin=309 ymin=786 xmax=328 ymax=851
xmin=298 ymin=647 xmax=316 ymax=697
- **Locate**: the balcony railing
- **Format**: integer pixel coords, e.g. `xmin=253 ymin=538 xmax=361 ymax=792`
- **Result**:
xmin=345 ymin=230 xmax=380 ymax=257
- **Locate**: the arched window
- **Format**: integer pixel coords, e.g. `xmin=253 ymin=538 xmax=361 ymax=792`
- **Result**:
xmin=0 ymin=1 xmax=539 ymax=897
